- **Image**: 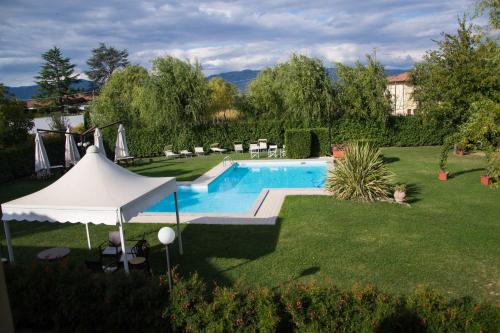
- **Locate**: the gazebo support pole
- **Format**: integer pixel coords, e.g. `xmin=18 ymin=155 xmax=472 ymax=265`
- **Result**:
xmin=118 ymin=222 xmax=129 ymax=273
xmin=173 ymin=192 xmax=183 ymax=255
xmin=2 ymin=220 xmax=15 ymax=264
xmin=85 ymin=223 xmax=91 ymax=250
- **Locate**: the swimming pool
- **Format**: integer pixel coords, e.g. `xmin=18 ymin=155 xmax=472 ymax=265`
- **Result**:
xmin=145 ymin=161 xmax=327 ymax=214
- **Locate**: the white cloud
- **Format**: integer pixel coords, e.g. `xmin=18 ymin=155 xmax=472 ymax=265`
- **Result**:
xmin=0 ymin=0 xmax=478 ymax=86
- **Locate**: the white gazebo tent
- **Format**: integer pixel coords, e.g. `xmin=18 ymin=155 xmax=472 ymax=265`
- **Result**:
xmin=1 ymin=146 xmax=183 ymax=273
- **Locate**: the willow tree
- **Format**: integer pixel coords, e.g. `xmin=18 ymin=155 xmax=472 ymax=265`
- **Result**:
xmin=333 ymin=55 xmax=391 ymax=126
xmin=90 ymin=65 xmax=149 ymax=128
xmin=247 ymin=54 xmax=334 ymax=127
xmin=137 ymin=56 xmax=210 ymax=129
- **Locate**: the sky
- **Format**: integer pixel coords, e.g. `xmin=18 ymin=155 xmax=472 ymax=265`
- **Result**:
xmin=0 ymin=0 xmax=478 ymax=86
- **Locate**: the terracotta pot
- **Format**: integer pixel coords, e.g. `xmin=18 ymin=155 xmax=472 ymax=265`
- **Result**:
xmin=438 ymin=171 xmax=449 ymax=181
xmin=332 ymin=150 xmax=345 ymax=159
xmin=394 ymin=191 xmax=406 ymax=203
xmin=455 ymin=149 xmax=464 ymax=156
xmin=480 ymin=175 xmax=492 ymax=186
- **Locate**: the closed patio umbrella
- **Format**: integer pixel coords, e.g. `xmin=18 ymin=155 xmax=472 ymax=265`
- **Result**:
xmin=34 ymin=132 xmax=51 ymax=176
xmin=94 ymin=128 xmax=106 ymax=156
xmin=65 ymin=127 xmax=81 ymax=167
xmin=114 ymin=124 xmax=130 ymax=162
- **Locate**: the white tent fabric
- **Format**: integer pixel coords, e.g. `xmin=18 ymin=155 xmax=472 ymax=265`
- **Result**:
xmin=114 ymin=124 xmax=130 ymax=162
xmin=65 ymin=128 xmax=81 ymax=167
xmin=94 ymin=128 xmax=106 ymax=156
xmin=34 ymin=132 xmax=51 ymax=174
xmin=1 ymin=145 xmax=183 ymax=271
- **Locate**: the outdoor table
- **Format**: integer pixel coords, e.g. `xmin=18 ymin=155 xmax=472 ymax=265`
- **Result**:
xmin=37 ymin=247 xmax=71 ymax=261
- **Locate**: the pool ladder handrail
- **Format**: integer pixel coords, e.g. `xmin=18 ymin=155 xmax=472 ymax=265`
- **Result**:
xmin=223 ymin=155 xmax=234 ymax=166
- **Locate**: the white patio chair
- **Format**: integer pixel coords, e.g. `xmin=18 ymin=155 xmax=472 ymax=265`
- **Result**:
xmin=249 ymin=143 xmax=260 ymax=159
xmin=194 ymin=146 xmax=205 ymax=156
xmin=258 ymin=139 xmax=268 ymax=151
xmin=268 ymin=145 xmax=278 ymax=158
xmin=180 ymin=149 xmax=193 ymax=158
xmin=234 ymin=143 xmax=244 ymax=153
xmin=280 ymin=145 xmax=286 ymax=158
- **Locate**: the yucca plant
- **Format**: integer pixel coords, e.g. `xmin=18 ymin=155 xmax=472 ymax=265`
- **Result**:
xmin=327 ymin=141 xmax=393 ymax=201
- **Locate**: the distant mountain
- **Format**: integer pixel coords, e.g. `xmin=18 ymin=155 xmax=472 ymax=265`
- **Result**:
xmin=209 ymin=68 xmax=410 ymax=91
xmin=6 ymin=80 xmax=93 ymax=100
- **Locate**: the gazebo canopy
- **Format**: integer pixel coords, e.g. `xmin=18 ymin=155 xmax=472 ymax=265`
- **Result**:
xmin=2 ymin=146 xmax=175 ymax=225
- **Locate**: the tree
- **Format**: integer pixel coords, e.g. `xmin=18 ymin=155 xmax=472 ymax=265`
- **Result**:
xmin=137 ymin=56 xmax=210 ymax=129
xmin=90 ymin=65 xmax=149 ymax=128
xmin=247 ymin=54 xmax=333 ymax=127
xmin=85 ymin=43 xmax=129 ymax=90
xmin=475 ymin=0 xmax=500 ymax=30
xmin=0 ymin=83 xmax=33 ymax=146
xmin=35 ymin=47 xmax=79 ymax=109
xmin=411 ymin=18 xmax=499 ymax=129
xmin=208 ymin=77 xmax=238 ymax=122
xmin=333 ymin=55 xmax=391 ymax=126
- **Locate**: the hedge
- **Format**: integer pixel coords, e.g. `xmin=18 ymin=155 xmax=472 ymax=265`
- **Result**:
xmin=0 ymin=134 xmax=65 ymax=183
xmin=285 ymin=129 xmax=312 ymax=158
xmin=310 ymin=127 xmax=329 ymax=157
xmin=5 ymin=263 xmax=499 ymax=332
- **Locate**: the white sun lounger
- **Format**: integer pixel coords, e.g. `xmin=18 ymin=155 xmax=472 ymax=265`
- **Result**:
xmin=194 ymin=147 xmax=205 ymax=156
xmin=180 ymin=149 xmax=193 ymax=158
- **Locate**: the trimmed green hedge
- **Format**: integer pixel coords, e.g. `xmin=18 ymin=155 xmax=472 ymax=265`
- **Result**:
xmin=310 ymin=127 xmax=329 ymax=156
xmin=285 ymin=129 xmax=312 ymax=158
xmin=6 ymin=263 xmax=500 ymax=332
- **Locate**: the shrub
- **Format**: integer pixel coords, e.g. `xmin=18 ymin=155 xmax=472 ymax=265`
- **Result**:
xmin=285 ymin=129 xmax=312 ymax=158
xmin=310 ymin=127 xmax=329 ymax=156
xmin=327 ymin=141 xmax=394 ymax=201
xmin=5 ymin=264 xmax=499 ymax=331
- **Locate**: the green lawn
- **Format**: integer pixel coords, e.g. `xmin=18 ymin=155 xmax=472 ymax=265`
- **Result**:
xmin=1 ymin=147 xmax=499 ymax=303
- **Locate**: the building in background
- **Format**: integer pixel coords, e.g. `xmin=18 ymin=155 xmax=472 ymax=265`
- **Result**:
xmin=386 ymin=72 xmax=417 ymax=116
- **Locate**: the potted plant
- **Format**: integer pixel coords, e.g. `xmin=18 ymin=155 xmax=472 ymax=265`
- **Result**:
xmin=454 ymin=143 xmax=465 ymax=156
xmin=438 ymin=150 xmax=449 ymax=181
xmin=332 ymin=144 xmax=345 ymax=159
xmin=394 ymin=183 xmax=406 ymax=203
xmin=480 ymin=150 xmax=499 ymax=186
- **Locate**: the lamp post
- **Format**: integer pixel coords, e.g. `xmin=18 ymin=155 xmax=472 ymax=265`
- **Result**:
xmin=158 ymin=227 xmax=176 ymax=293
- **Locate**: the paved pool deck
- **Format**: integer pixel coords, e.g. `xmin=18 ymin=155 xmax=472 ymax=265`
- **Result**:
xmin=130 ymin=157 xmax=333 ymax=225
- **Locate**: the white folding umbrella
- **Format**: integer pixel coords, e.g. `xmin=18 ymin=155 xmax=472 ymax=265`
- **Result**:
xmin=64 ymin=128 xmax=81 ymax=167
xmin=94 ymin=128 xmax=106 ymax=156
xmin=114 ymin=124 xmax=130 ymax=162
xmin=34 ymin=132 xmax=51 ymax=175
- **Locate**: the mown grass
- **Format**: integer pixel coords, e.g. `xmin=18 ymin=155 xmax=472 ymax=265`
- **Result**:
xmin=1 ymin=147 xmax=499 ymax=302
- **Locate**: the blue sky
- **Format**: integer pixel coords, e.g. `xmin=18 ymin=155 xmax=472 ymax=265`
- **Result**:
xmin=0 ymin=0 xmax=477 ymax=86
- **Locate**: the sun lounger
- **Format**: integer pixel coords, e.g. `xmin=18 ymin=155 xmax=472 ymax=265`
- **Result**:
xmin=180 ymin=149 xmax=193 ymax=158
xmin=194 ymin=147 xmax=205 ymax=156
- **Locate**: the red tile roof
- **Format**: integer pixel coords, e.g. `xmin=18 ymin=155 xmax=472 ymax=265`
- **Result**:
xmin=387 ymin=72 xmax=411 ymax=83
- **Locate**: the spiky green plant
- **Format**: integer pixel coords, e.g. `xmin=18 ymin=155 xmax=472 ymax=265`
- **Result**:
xmin=327 ymin=141 xmax=393 ymax=201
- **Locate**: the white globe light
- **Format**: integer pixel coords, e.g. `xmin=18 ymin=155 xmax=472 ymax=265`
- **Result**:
xmin=158 ymin=227 xmax=176 ymax=245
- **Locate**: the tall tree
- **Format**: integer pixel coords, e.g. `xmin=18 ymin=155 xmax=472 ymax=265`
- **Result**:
xmin=90 ymin=65 xmax=149 ymax=128
xmin=85 ymin=43 xmax=129 ymax=90
xmin=247 ymin=54 xmax=333 ymax=127
xmin=35 ymin=47 xmax=79 ymax=108
xmin=411 ymin=18 xmax=499 ymax=128
xmin=0 ymin=83 xmax=33 ymax=146
xmin=333 ymin=55 xmax=391 ymax=126
xmin=208 ymin=77 xmax=238 ymax=122
xmin=137 ymin=56 xmax=210 ymax=129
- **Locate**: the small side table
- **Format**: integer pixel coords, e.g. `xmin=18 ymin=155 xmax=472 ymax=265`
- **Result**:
xmin=37 ymin=247 xmax=71 ymax=261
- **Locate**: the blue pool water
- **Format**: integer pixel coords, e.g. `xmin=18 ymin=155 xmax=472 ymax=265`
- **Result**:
xmin=146 ymin=161 xmax=327 ymax=213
